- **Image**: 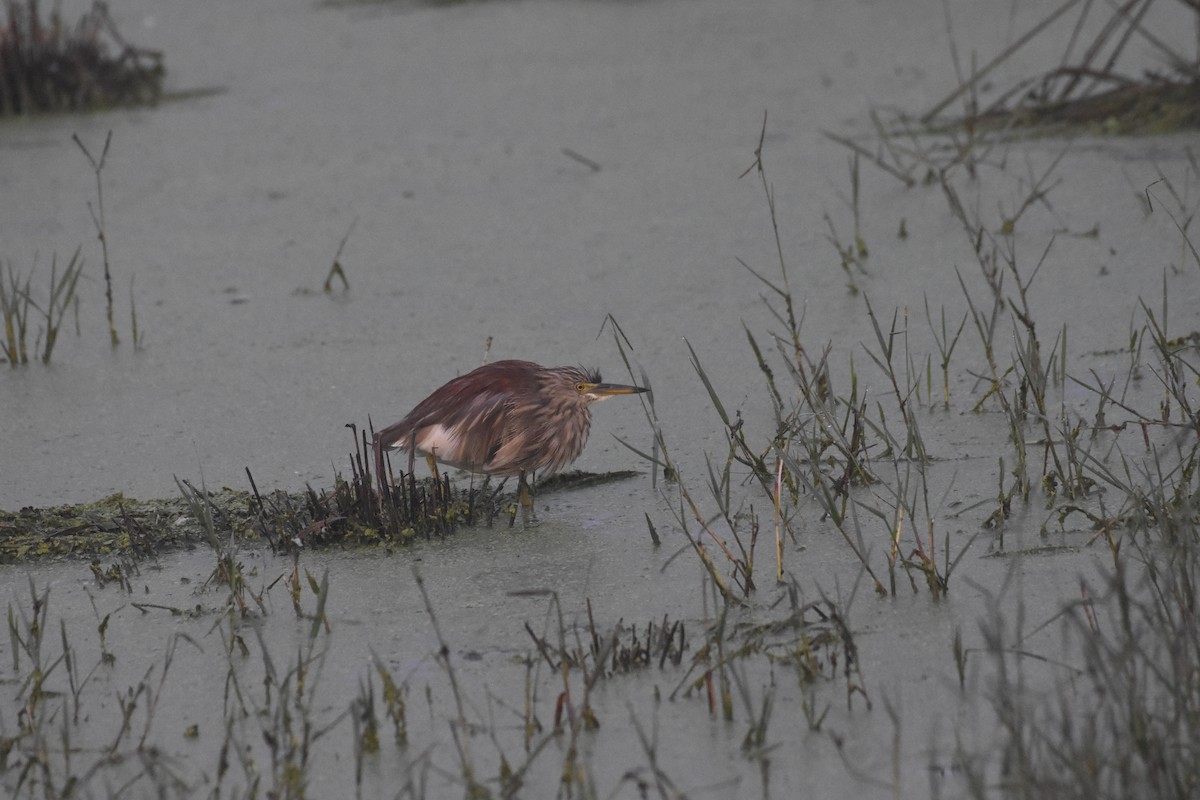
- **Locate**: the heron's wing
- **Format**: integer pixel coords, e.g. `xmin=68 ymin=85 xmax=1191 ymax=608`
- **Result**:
xmin=379 ymin=388 xmax=514 ymax=470
xmin=418 ymin=389 xmax=514 ymax=469
xmin=374 ymin=361 xmax=541 ymax=472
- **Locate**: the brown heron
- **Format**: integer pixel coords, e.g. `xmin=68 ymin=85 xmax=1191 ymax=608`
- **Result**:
xmin=373 ymin=359 xmax=647 ymax=513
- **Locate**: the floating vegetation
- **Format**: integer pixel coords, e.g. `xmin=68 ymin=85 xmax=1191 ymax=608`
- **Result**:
xmin=0 ymin=458 xmax=642 ymax=565
xmin=0 ymin=0 xmax=164 ymax=116
xmin=0 ymin=489 xmax=257 ymax=564
xmin=0 ymin=478 xmax=446 ymax=564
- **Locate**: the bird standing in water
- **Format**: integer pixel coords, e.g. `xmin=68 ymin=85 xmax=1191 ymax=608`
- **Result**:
xmin=373 ymin=359 xmax=647 ymax=514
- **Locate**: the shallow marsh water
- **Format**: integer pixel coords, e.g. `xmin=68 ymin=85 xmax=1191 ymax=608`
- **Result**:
xmin=5 ymin=510 xmax=1119 ymax=798
xmin=2 ymin=0 xmax=1200 ymax=797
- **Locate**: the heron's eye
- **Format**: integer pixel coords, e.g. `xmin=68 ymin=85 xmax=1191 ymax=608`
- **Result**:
xmin=575 ymin=382 xmax=588 ymax=393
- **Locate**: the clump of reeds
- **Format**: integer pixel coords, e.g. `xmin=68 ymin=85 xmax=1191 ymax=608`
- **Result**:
xmin=0 ymin=0 xmax=164 ymax=116
xmin=928 ymin=0 xmax=1200 ymax=135
xmin=958 ymin=515 xmax=1200 ymax=800
xmin=0 ymin=249 xmax=84 ymax=365
xmin=239 ymin=424 xmax=510 ymax=558
xmin=614 ymin=115 xmax=981 ymax=603
xmin=0 ymin=129 xmax=147 ymax=367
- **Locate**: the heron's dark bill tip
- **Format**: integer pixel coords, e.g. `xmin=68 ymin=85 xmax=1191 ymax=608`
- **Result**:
xmin=592 ymin=383 xmax=648 ymax=396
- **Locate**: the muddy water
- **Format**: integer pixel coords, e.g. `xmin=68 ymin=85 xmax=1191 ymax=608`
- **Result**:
xmin=3 ymin=0 xmax=1199 ymax=797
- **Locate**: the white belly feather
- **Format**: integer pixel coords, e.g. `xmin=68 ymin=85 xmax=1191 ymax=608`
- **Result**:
xmin=414 ymin=424 xmax=463 ymax=463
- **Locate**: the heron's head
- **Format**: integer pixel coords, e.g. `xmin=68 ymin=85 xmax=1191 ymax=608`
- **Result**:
xmin=553 ymin=366 xmax=648 ymax=405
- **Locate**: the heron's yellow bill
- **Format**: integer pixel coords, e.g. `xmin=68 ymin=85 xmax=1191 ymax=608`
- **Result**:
xmin=584 ymin=382 xmax=648 ymax=398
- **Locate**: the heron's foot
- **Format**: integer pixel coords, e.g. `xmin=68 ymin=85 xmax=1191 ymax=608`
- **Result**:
xmin=507 ymin=505 xmax=539 ymax=528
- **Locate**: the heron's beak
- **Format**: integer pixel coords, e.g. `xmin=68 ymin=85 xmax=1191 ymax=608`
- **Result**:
xmin=587 ymin=382 xmax=648 ymax=398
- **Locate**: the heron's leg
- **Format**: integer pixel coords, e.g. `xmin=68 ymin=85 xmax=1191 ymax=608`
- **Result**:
xmin=519 ymin=471 xmax=533 ymax=511
xmin=510 ymin=471 xmax=537 ymax=527
xmin=521 ymin=471 xmax=538 ymax=523
xmin=424 ymin=452 xmax=449 ymax=508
